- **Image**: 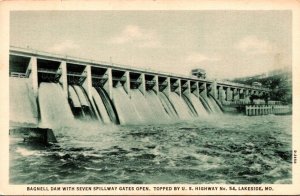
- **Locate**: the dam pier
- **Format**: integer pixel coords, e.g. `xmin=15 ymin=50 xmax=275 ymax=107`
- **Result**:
xmin=9 ymin=46 xmax=273 ymax=143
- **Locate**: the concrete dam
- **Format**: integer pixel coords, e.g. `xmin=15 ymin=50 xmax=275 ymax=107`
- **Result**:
xmin=9 ymin=46 xmax=270 ymax=133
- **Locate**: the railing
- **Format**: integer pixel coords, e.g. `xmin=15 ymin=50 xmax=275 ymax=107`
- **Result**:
xmin=91 ymin=74 xmax=108 ymax=80
xmin=146 ymin=81 xmax=156 ymax=85
xmin=268 ymin=101 xmax=282 ymax=105
xmin=245 ymin=105 xmax=291 ymax=116
xmin=222 ymin=100 xmax=251 ymax=106
xmin=273 ymin=105 xmax=291 ymax=114
xmin=218 ymin=80 xmax=269 ymax=91
xmin=67 ymin=71 xmax=87 ymax=77
xmin=10 ymin=72 xmax=28 ymax=78
xmin=37 ymin=68 xmax=58 ymax=74
xmin=130 ymin=79 xmax=142 ymax=84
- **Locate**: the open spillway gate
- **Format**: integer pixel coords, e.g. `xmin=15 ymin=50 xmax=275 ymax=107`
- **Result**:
xmin=9 ymin=46 xmax=271 ymax=128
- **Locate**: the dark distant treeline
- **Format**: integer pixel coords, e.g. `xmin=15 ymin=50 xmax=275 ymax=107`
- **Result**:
xmin=232 ymin=72 xmax=292 ymax=104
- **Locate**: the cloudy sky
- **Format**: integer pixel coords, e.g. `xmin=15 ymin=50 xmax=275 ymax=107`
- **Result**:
xmin=10 ymin=11 xmax=291 ymax=79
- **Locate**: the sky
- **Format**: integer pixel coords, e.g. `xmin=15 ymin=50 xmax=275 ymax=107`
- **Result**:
xmin=10 ymin=11 xmax=291 ymax=79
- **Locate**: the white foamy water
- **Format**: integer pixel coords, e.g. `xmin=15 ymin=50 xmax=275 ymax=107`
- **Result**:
xmin=16 ymin=147 xmax=36 ymax=157
xmin=130 ymin=89 xmax=157 ymax=124
xmin=9 ymin=77 xmax=38 ymax=126
xmin=188 ymin=94 xmax=209 ymax=117
xmin=10 ymin=115 xmax=292 ymax=184
xmin=92 ymin=87 xmax=110 ymax=124
xmin=68 ymin=85 xmax=81 ymax=107
xmin=95 ymin=87 xmax=119 ymax=124
xmin=198 ymin=95 xmax=212 ymax=113
xmin=112 ymin=86 xmax=142 ymax=124
xmin=158 ymin=92 xmax=178 ymax=119
xmin=73 ymin=85 xmax=90 ymax=107
xmin=38 ymin=82 xmax=75 ymax=128
xmin=182 ymin=95 xmax=198 ymax=117
xmin=145 ymin=90 xmax=170 ymax=122
xmin=168 ymin=92 xmax=194 ymax=120
xmin=9 ymin=77 xmax=292 ymax=185
xmin=205 ymin=95 xmax=222 ymax=113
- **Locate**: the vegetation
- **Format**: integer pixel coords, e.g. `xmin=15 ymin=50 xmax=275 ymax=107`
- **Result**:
xmin=232 ymin=72 xmax=292 ymax=104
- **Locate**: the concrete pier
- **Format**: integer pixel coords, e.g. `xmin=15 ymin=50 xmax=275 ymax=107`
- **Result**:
xmin=190 ymin=81 xmax=199 ymax=98
xmin=29 ymin=57 xmax=38 ymax=98
xmin=181 ymin=80 xmax=190 ymax=97
xmin=170 ymin=78 xmax=181 ymax=97
xmin=217 ymin=86 xmax=225 ymax=103
xmin=199 ymin=83 xmax=207 ymax=98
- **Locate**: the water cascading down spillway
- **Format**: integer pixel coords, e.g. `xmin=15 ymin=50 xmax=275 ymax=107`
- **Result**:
xmin=181 ymin=79 xmax=208 ymax=117
xmin=145 ymin=74 xmax=170 ymax=122
xmin=202 ymin=82 xmax=222 ymax=114
xmin=10 ymin=57 xmax=222 ymax=128
xmin=9 ymin=49 xmax=243 ymax=145
xmin=168 ymin=77 xmax=195 ymax=119
xmin=9 ymin=77 xmax=39 ymax=127
xmin=108 ymin=70 xmax=172 ymax=125
xmin=129 ymin=72 xmax=157 ymax=123
xmin=197 ymin=82 xmax=213 ymax=113
xmin=91 ymin=66 xmax=119 ymax=124
xmin=157 ymin=76 xmax=178 ymax=119
xmin=66 ymin=63 xmax=99 ymax=121
xmin=36 ymin=59 xmax=75 ymax=129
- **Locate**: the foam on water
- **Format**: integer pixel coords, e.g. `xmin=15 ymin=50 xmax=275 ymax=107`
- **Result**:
xmin=9 ymin=79 xmax=292 ymax=184
xmin=54 ymin=123 xmax=120 ymax=150
xmin=16 ymin=147 xmax=36 ymax=157
xmin=10 ymin=115 xmax=292 ymax=184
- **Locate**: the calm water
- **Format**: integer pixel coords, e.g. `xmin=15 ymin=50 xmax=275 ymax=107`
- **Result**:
xmin=10 ymin=114 xmax=292 ymax=184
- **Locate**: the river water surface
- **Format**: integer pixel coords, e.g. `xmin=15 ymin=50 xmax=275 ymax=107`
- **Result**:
xmin=10 ymin=114 xmax=292 ymax=184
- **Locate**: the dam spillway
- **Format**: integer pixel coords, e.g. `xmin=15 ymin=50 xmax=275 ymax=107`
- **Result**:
xmin=9 ymin=46 xmax=270 ymax=129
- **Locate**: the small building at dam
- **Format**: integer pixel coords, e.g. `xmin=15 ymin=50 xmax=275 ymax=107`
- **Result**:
xmin=9 ymin=46 xmax=271 ymax=129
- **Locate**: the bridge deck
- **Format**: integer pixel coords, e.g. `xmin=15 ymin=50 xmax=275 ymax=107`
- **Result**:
xmin=9 ymin=46 xmax=270 ymax=92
